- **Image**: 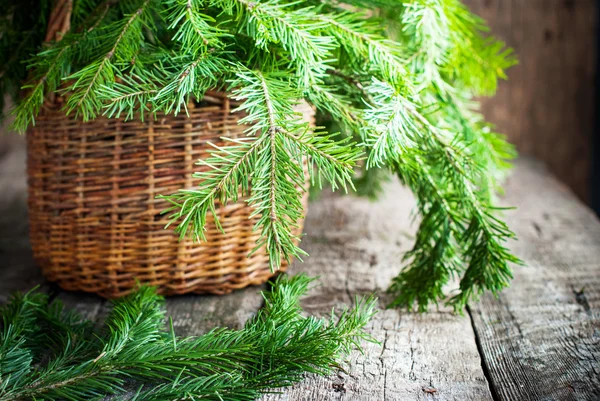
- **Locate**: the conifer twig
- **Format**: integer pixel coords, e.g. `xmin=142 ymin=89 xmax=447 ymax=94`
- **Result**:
xmin=0 ymin=275 xmax=377 ymax=401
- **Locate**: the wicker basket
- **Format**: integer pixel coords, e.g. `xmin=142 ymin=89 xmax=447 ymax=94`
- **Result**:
xmin=26 ymin=94 xmax=312 ymax=298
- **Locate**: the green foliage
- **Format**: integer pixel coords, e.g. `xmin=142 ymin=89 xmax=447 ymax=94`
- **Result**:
xmin=163 ymin=67 xmax=360 ymax=269
xmin=0 ymin=274 xmax=376 ymax=401
xmin=4 ymin=0 xmax=521 ymax=311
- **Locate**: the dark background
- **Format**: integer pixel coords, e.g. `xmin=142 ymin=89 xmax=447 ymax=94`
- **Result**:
xmin=464 ymin=0 xmax=598 ymax=209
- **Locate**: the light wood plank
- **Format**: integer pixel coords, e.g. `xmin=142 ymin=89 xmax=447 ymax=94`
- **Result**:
xmin=165 ymin=286 xmax=265 ymax=336
xmin=469 ymin=159 xmax=600 ymax=401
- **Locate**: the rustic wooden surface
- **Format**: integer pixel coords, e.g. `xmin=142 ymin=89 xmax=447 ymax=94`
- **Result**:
xmin=469 ymin=162 xmax=600 ymax=401
xmin=262 ymin=179 xmax=492 ymax=401
xmin=463 ymin=0 xmax=597 ymax=203
xmin=1 ymin=153 xmax=599 ymax=400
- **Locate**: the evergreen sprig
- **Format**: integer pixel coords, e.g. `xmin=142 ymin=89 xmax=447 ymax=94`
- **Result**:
xmin=5 ymin=0 xmax=521 ymax=311
xmin=0 ymin=274 xmax=377 ymax=401
xmin=163 ymin=67 xmax=360 ymax=269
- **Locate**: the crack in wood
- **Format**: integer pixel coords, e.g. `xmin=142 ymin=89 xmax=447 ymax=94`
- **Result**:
xmin=466 ymin=305 xmax=502 ymax=401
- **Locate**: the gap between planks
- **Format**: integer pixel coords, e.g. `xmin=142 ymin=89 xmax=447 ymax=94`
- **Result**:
xmin=469 ymin=159 xmax=600 ymax=401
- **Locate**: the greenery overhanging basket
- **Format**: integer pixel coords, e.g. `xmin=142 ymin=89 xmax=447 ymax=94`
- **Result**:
xmin=27 ymin=94 xmax=312 ymax=298
xmin=6 ymin=0 xmax=522 ymax=311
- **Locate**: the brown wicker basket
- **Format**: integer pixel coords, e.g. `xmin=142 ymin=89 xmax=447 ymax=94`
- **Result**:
xmin=26 ymin=94 xmax=312 ymax=298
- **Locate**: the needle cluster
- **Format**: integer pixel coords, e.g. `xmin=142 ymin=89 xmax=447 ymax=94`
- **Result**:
xmin=3 ymin=0 xmax=521 ymax=311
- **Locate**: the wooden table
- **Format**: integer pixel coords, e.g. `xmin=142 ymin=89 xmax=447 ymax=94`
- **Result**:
xmin=1 ymin=154 xmax=599 ymax=401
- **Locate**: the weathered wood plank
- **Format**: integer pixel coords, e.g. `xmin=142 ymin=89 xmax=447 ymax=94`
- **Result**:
xmin=263 ymin=182 xmax=493 ymax=401
xmin=469 ymin=159 xmax=600 ymax=401
xmin=4 ymin=139 xmax=599 ymax=401
xmin=53 ymin=282 xmax=266 ymax=335
xmin=165 ymin=286 xmax=265 ymax=336
xmin=0 ymin=142 xmax=493 ymax=400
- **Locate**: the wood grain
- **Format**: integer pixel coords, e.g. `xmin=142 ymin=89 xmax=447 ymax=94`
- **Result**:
xmin=464 ymin=0 xmax=597 ymax=203
xmin=165 ymin=286 xmax=265 ymax=336
xmin=469 ymin=159 xmax=600 ymax=401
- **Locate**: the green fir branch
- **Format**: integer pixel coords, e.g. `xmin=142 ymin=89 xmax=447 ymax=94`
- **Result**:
xmin=163 ymin=67 xmax=359 ymax=270
xmin=361 ymin=79 xmax=521 ymax=312
xmin=221 ymin=0 xmax=336 ymax=85
xmin=64 ymin=0 xmax=154 ymax=120
xmin=0 ymin=275 xmax=376 ymax=401
xmin=167 ymin=0 xmax=229 ymax=54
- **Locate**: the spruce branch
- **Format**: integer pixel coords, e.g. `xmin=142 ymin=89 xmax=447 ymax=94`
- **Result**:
xmin=11 ymin=0 xmax=116 ymax=132
xmin=11 ymin=44 xmax=72 ymax=132
xmin=151 ymin=51 xmax=230 ymax=114
xmin=362 ymin=79 xmax=521 ymax=312
xmin=398 ymin=0 xmax=515 ymax=94
xmin=163 ymin=67 xmax=359 ymax=270
xmin=317 ymin=12 xmax=409 ymax=87
xmin=0 ymin=275 xmax=376 ymax=401
xmin=0 ymin=290 xmax=43 ymax=396
xmin=234 ymin=68 xmax=310 ymax=268
xmin=305 ymin=79 xmax=362 ymax=132
xmin=223 ymin=0 xmax=335 ymax=85
xmin=162 ymin=135 xmax=264 ymax=242
xmin=167 ymin=0 xmax=229 ymax=54
xmin=433 ymin=89 xmax=517 ymax=200
xmin=64 ymin=0 xmax=154 ymax=120
xmin=0 ymin=0 xmax=52 ymax=123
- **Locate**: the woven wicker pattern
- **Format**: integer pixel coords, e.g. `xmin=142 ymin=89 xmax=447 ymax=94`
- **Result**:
xmin=27 ymin=93 xmax=312 ymax=298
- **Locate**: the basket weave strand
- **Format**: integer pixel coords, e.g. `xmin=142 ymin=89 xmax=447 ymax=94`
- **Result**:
xmin=27 ymin=94 xmax=312 ymax=298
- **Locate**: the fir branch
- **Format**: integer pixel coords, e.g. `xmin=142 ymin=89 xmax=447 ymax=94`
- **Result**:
xmin=162 ymin=135 xmax=264 ymax=242
xmin=433 ymin=89 xmax=516 ymax=200
xmin=318 ymin=12 xmax=409 ymax=88
xmin=11 ymin=44 xmax=72 ymax=131
xmin=239 ymin=68 xmax=308 ymax=268
xmin=362 ymin=79 xmax=521 ymax=312
xmin=279 ymin=128 xmax=360 ymax=192
xmin=0 ymin=275 xmax=376 ymax=401
xmin=167 ymin=0 xmax=229 ymax=54
xmin=163 ymin=67 xmax=359 ymax=269
xmin=0 ymin=0 xmax=51 ymax=123
xmin=151 ymin=51 xmax=230 ymax=114
xmin=223 ymin=0 xmax=335 ymax=85
xmin=442 ymin=0 xmax=517 ymax=95
xmin=305 ymin=80 xmax=362 ymax=132
xmin=0 ymin=290 xmax=44 ymax=396
xmin=398 ymin=0 xmax=515 ymax=94
xmin=11 ymin=0 xmax=115 ymax=132
xmin=64 ymin=0 xmax=153 ymax=120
